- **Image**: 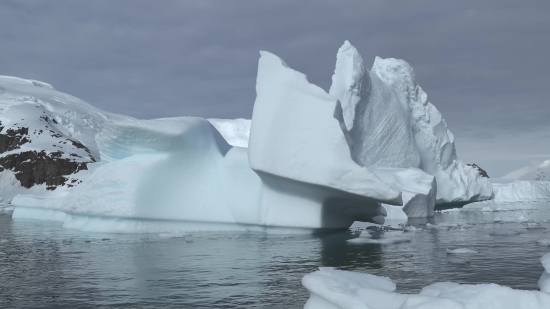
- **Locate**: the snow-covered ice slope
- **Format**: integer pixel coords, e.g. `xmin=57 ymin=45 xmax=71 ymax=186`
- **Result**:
xmin=303 ymin=267 xmax=550 ymax=309
xmin=329 ymin=41 xmax=493 ymax=205
xmin=248 ymin=51 xmax=402 ymax=228
xmin=59 ymin=117 xmax=237 ymax=223
xmin=0 ymin=75 xmax=131 ymax=200
xmin=492 ymin=181 xmax=550 ymax=202
xmin=503 ymin=159 xmax=550 ymax=181
xmin=208 ymin=118 xmax=251 ymax=148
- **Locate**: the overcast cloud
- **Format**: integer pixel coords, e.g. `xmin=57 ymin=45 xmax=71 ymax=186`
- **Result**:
xmin=1 ymin=0 xmax=549 ymax=177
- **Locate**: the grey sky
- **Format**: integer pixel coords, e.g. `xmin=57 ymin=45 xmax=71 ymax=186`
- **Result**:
xmin=1 ymin=0 xmax=549 ymax=177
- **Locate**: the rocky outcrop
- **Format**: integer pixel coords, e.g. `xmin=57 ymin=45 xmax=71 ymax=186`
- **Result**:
xmin=0 ymin=121 xmax=94 ymax=190
xmin=0 ymin=150 xmax=87 ymax=189
xmin=467 ymin=163 xmax=489 ymax=178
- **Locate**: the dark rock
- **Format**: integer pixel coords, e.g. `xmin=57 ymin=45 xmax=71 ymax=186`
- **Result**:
xmin=467 ymin=163 xmax=489 ymax=178
xmin=0 ymin=150 xmax=88 ymax=188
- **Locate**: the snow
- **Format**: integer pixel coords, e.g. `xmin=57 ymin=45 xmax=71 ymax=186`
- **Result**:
xmin=491 ymin=181 xmax=550 ymax=202
xmin=303 ymin=267 xmax=550 ymax=309
xmin=207 ymin=118 xmax=251 ymax=148
xmin=328 ymin=41 xmax=493 ymax=206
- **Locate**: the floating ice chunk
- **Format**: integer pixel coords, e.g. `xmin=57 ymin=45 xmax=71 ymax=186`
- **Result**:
xmin=438 ymin=222 xmax=459 ymax=227
xmin=540 ymin=253 xmax=550 ymax=293
xmin=480 ymin=207 xmax=493 ymax=212
xmin=358 ymin=231 xmax=373 ymax=238
xmin=158 ymin=233 xmax=191 ymax=238
xmin=439 ymin=208 xmax=461 ymax=213
xmin=536 ymin=239 xmax=550 ymax=246
xmin=447 ymin=257 xmax=471 ymax=265
xmin=502 ymin=218 xmax=517 ymax=223
xmin=302 ymin=267 xmax=550 ymax=309
xmin=526 ymin=223 xmax=546 ymax=230
xmin=490 ymin=230 xmax=521 ymax=236
xmin=404 ymin=225 xmax=419 ymax=232
xmin=518 ymin=216 xmax=529 ymax=223
xmin=494 ymin=216 xmax=502 ymax=223
xmin=539 ymin=271 xmax=550 ymax=293
xmin=446 ymin=248 xmax=479 ymax=255
xmin=347 ymin=235 xmax=412 ymax=245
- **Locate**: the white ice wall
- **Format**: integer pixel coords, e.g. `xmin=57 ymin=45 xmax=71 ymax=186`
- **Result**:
xmin=329 ymin=41 xmax=493 ymax=206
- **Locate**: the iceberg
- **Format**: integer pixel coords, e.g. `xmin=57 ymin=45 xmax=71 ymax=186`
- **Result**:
xmin=248 ymin=51 xmax=401 ymax=229
xmin=492 ymin=181 xmax=550 ymax=202
xmin=328 ymin=41 xmax=493 ymax=206
xmin=13 ymin=50 xmax=403 ymax=233
xmin=303 ymin=267 xmax=550 ymax=309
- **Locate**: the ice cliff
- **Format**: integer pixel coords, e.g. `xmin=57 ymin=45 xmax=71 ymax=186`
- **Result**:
xmin=329 ymin=41 xmax=493 ymax=206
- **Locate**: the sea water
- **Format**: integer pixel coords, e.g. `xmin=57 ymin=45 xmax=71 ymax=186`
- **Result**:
xmin=1 ymin=201 xmax=549 ymax=308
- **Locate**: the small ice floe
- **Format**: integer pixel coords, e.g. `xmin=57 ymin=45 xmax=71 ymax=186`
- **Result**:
xmin=404 ymin=225 xmax=420 ymax=232
xmin=158 ymin=233 xmax=190 ymax=238
xmin=501 ymin=218 xmax=517 ymax=223
xmin=347 ymin=237 xmax=411 ymax=245
xmin=535 ymin=239 xmax=550 ymax=246
xmin=347 ymin=231 xmax=412 ymax=245
xmin=493 ymin=216 xmax=502 ymax=223
xmin=446 ymin=248 xmax=479 ymax=255
xmin=358 ymin=231 xmax=373 ymax=238
xmin=480 ymin=207 xmax=493 ymax=212
xmin=439 ymin=222 xmax=459 ymax=228
xmin=526 ymin=223 xmax=546 ymax=230
xmin=447 ymin=257 xmax=471 ymax=265
xmin=489 ymin=230 xmax=521 ymax=236
xmin=440 ymin=208 xmax=461 ymax=213
xmin=517 ymin=216 xmax=529 ymax=223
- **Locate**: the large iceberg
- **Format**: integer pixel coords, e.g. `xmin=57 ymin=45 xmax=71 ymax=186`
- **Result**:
xmin=13 ymin=50 xmax=403 ymax=233
xmin=248 ymin=51 xmax=401 ymax=228
xmin=303 ymin=267 xmax=550 ymax=309
xmin=328 ymin=41 xmax=493 ymax=206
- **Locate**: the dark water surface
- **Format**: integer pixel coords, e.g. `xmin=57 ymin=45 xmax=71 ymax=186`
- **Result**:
xmin=1 ymin=202 xmax=550 ymax=308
